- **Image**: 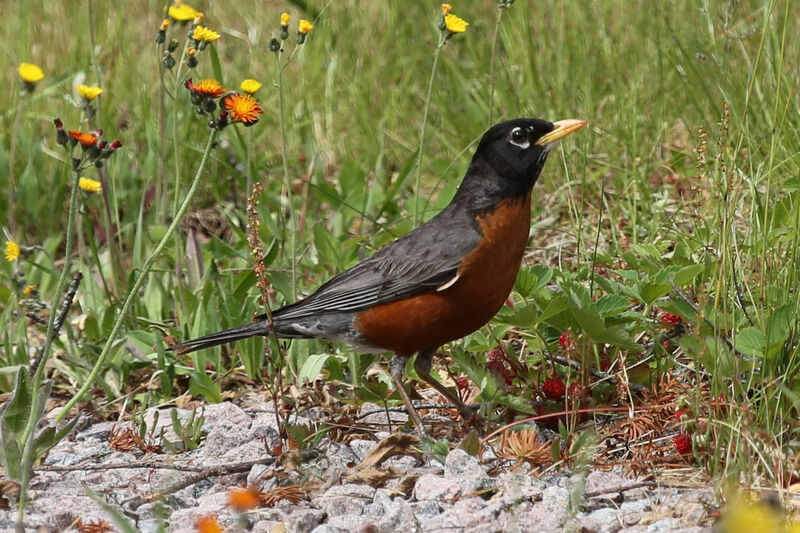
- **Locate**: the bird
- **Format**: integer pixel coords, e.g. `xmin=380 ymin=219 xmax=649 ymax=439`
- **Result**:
xmin=170 ymin=117 xmax=587 ymax=431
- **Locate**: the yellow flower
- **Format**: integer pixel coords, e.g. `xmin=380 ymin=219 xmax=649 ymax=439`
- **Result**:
xmin=280 ymin=12 xmax=290 ymax=27
xmin=18 ymin=62 xmax=45 ymax=83
xmin=444 ymin=13 xmax=469 ymax=34
xmin=23 ymin=285 xmax=36 ymax=296
xmin=4 ymin=241 xmax=20 ymax=262
xmin=79 ymin=177 xmax=102 ymax=193
xmin=193 ymin=26 xmax=220 ymax=43
xmin=240 ymin=79 xmax=262 ymax=95
xmin=168 ymin=3 xmax=197 ymax=21
xmin=160 ymin=18 xmax=171 ymax=31
xmin=192 ymin=12 xmax=204 ymax=25
xmin=223 ymin=93 xmax=263 ymax=125
xmin=76 ymin=84 xmax=103 ymax=101
xmin=298 ymin=19 xmax=314 ymax=35
xmin=441 ymin=4 xmax=452 ymax=15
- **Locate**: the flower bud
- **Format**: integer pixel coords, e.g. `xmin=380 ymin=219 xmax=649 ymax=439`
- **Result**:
xmin=203 ymin=98 xmax=217 ymax=113
xmin=163 ymin=54 xmax=176 ymax=70
xmin=168 ymin=39 xmax=179 ymax=52
xmin=216 ymin=111 xmax=229 ymax=130
xmin=269 ymin=38 xmax=281 ymax=52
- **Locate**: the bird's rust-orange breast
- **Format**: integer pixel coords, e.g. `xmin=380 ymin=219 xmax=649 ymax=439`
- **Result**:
xmin=355 ymin=193 xmax=532 ymax=356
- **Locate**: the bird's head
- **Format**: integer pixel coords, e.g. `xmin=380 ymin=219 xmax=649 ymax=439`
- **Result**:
xmin=459 ymin=118 xmax=587 ymax=207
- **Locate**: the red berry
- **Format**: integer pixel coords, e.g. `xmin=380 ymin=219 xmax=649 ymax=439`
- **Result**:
xmin=674 ymin=407 xmax=691 ymax=420
xmin=487 ymin=360 xmax=513 ymax=385
xmin=710 ymin=394 xmax=728 ymax=414
xmin=455 ymin=377 xmax=470 ymax=390
xmin=559 ymin=330 xmax=576 ymax=351
xmin=567 ymin=381 xmax=584 ymax=399
xmin=486 ymin=347 xmax=506 ymax=363
xmin=674 ymin=433 xmax=692 ymax=455
xmin=542 ymin=377 xmax=566 ymax=400
xmin=659 ymin=312 xmax=682 ymax=326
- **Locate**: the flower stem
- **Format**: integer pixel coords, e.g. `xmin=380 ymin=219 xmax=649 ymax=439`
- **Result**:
xmin=488 ymin=8 xmax=505 ymax=126
xmin=54 ymin=129 xmax=218 ymax=424
xmin=413 ymin=37 xmax=444 ymax=227
xmin=276 ymin=53 xmax=297 ymax=298
xmin=7 ymin=91 xmax=23 ymax=233
xmin=16 ymin=160 xmax=81 ymax=524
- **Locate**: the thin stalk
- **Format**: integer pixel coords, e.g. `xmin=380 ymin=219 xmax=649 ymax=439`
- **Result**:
xmin=7 ymin=90 xmax=24 ymax=233
xmin=16 ymin=159 xmax=81 ymax=524
xmin=55 ymin=129 xmax=218 ymax=423
xmin=157 ymin=40 xmax=168 ymax=222
xmin=413 ymin=36 xmax=445 ymax=227
xmin=275 ymin=53 xmax=297 ymax=298
xmin=488 ymin=8 xmax=504 ymax=126
xmin=171 ymin=44 xmax=190 ymax=214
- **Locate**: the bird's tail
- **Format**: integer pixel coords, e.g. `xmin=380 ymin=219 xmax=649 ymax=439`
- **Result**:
xmin=168 ymin=320 xmax=272 ymax=354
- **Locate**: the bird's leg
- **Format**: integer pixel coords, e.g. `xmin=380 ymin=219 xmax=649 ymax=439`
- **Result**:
xmin=389 ymin=354 xmax=427 ymax=434
xmin=414 ymin=348 xmax=480 ymax=423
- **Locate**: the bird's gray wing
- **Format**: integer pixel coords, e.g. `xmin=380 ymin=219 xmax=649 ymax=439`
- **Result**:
xmin=273 ymin=205 xmax=481 ymax=320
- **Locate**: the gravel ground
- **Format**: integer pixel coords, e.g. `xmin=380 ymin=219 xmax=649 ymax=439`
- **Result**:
xmin=2 ymin=400 xmax=716 ymax=532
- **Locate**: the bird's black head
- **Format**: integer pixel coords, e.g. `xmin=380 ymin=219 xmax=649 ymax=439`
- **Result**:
xmin=456 ymin=118 xmax=586 ymax=210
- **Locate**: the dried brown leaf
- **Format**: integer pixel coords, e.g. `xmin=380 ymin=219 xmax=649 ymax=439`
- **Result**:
xmin=497 ymin=428 xmax=552 ymax=471
xmin=260 ymin=485 xmax=304 ymax=507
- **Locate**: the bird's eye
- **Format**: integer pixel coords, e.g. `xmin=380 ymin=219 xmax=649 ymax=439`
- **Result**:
xmin=509 ymin=127 xmax=529 ymax=148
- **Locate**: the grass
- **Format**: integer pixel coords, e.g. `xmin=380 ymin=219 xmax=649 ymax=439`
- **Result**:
xmin=1 ymin=0 xmax=799 ymax=523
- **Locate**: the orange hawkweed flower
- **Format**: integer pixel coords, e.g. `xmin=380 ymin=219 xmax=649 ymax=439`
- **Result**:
xmin=185 ymin=78 xmax=225 ymax=98
xmin=69 ymin=130 xmax=98 ymax=147
xmin=223 ymin=93 xmax=263 ymax=125
xmin=227 ymin=486 xmax=261 ymax=511
xmin=194 ymin=515 xmax=223 ymax=533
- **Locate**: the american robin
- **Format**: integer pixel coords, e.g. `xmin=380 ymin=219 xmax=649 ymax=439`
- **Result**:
xmin=170 ymin=117 xmax=587 ymax=431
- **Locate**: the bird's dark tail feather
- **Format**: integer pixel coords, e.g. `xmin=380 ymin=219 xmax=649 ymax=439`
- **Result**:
xmin=168 ymin=320 xmax=272 ymax=354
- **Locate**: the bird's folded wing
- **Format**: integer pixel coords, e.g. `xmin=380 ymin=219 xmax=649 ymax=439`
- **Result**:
xmin=273 ymin=261 xmax=458 ymax=319
xmin=274 ymin=210 xmax=481 ymax=319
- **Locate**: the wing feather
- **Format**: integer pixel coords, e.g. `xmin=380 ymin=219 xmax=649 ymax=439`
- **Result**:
xmin=274 ymin=204 xmax=480 ymax=320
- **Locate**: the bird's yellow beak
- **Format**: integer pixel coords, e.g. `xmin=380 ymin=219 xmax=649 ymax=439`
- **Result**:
xmin=535 ymin=119 xmax=588 ymax=147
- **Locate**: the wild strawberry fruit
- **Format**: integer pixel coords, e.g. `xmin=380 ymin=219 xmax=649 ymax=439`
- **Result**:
xmin=559 ymin=330 xmax=576 ymax=351
xmin=567 ymin=381 xmax=585 ymax=399
xmin=710 ymin=394 xmax=728 ymax=414
xmin=674 ymin=433 xmax=692 ymax=455
xmin=542 ymin=377 xmax=566 ymax=400
xmin=487 ymin=359 xmax=513 ymax=385
xmin=674 ymin=407 xmax=691 ymax=420
xmin=659 ymin=312 xmax=682 ymax=326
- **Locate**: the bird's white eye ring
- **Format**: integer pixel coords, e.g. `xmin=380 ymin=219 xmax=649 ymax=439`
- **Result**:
xmin=509 ymin=127 xmax=530 ymax=149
